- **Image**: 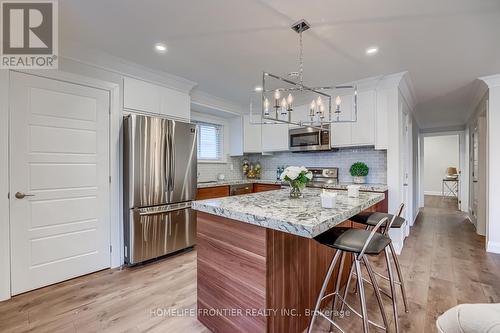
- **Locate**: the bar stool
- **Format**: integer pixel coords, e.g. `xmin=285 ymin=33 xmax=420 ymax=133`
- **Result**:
xmin=308 ymin=217 xmax=391 ymax=333
xmin=346 ymin=204 xmax=409 ymax=333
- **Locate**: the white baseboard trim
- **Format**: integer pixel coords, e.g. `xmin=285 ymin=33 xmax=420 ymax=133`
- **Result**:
xmin=424 ymin=191 xmax=442 ymax=196
xmin=410 ymin=208 xmax=422 ymax=227
xmin=392 ymin=240 xmax=403 ymax=255
xmin=487 ymin=241 xmax=500 ymax=254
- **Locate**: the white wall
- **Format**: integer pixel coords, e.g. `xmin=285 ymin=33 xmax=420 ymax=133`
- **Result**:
xmin=487 ymin=83 xmax=500 ymax=253
xmin=0 ymin=71 xmax=10 ymax=301
xmin=423 ymin=135 xmax=459 ymax=195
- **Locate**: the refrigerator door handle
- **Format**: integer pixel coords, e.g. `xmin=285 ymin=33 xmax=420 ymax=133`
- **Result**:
xmin=137 ymin=202 xmax=192 ymax=216
xmin=163 ymin=121 xmax=171 ymax=192
xmin=167 ymin=121 xmax=175 ymax=193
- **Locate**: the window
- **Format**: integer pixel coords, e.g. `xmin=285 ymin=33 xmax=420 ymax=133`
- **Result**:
xmin=194 ymin=121 xmax=224 ymax=162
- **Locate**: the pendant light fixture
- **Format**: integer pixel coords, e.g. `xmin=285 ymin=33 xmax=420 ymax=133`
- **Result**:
xmin=252 ymin=19 xmax=358 ymax=129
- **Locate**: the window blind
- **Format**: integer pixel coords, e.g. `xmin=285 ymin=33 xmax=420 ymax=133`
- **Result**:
xmin=194 ymin=121 xmax=223 ymax=161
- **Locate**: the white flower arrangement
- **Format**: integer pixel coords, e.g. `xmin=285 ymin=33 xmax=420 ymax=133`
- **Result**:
xmin=280 ymin=166 xmax=313 ymax=186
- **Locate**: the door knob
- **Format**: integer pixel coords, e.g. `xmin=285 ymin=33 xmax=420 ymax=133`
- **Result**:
xmin=15 ymin=192 xmax=35 ymax=199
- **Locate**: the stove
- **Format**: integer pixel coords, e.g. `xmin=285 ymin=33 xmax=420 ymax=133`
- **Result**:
xmin=307 ymin=167 xmax=339 ymax=188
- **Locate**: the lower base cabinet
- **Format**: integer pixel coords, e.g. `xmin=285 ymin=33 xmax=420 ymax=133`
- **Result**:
xmin=196 ymin=186 xmax=230 ymax=200
xmin=253 ymin=183 xmax=282 ymax=193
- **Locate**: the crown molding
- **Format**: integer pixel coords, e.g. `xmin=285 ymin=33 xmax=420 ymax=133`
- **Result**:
xmin=479 ymin=73 xmax=500 ymax=88
xmin=60 ymin=42 xmax=197 ymax=94
xmin=399 ymin=72 xmax=417 ymax=111
xmin=376 ymin=71 xmax=406 ymax=89
xmin=468 ymin=79 xmax=489 ymax=118
xmin=339 ymin=71 xmax=416 ymax=112
xmin=190 ymin=89 xmax=245 ymax=116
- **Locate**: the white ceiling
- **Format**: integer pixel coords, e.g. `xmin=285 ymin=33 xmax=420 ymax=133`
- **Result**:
xmin=60 ymin=0 xmax=500 ymax=129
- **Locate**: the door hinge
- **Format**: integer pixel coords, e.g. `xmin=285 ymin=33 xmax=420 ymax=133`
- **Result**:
xmin=109 ymin=176 xmax=112 ymax=183
xmin=110 ymin=245 xmax=112 ymax=253
xmin=7 ymin=192 xmax=9 ymax=199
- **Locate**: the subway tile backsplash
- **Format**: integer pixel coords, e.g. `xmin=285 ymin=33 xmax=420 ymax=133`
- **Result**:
xmin=197 ymin=147 xmax=387 ymax=184
xmin=197 ymin=156 xmax=243 ymax=182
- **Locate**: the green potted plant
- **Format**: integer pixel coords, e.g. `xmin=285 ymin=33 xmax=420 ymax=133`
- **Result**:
xmin=349 ymin=162 xmax=369 ymax=184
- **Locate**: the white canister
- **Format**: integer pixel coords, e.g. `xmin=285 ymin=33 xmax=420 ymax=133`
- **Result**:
xmin=320 ymin=191 xmax=337 ymax=209
xmin=347 ymin=185 xmax=361 ymax=198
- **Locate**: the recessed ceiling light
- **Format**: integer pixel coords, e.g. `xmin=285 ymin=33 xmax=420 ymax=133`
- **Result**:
xmin=254 ymin=86 xmax=263 ymax=92
xmin=366 ymin=46 xmax=378 ymax=55
xmin=154 ymin=42 xmax=168 ymax=54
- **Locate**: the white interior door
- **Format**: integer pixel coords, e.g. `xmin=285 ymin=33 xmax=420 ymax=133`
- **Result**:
xmin=10 ymin=72 xmax=111 ymax=295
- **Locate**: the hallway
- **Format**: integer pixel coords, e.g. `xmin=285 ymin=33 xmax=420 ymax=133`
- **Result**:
xmin=395 ymin=202 xmax=500 ymax=332
xmin=424 ymin=195 xmax=459 ymax=210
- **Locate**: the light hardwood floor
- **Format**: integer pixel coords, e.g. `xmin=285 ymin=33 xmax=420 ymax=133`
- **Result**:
xmin=1 ymin=201 xmax=499 ymax=333
xmin=424 ymin=195 xmax=459 ymax=210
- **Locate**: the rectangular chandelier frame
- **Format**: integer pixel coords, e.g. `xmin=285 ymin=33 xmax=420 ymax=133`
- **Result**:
xmin=253 ymin=71 xmax=358 ymax=130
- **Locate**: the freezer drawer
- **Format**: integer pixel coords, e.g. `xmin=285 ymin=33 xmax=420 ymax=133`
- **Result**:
xmin=125 ymin=202 xmax=196 ymax=265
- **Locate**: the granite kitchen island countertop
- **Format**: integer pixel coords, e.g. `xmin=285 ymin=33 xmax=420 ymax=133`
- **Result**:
xmin=192 ymin=188 xmax=384 ymax=238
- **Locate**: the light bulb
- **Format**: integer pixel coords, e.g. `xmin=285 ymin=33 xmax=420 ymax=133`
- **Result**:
xmin=281 ymin=98 xmax=287 ymax=108
xmin=264 ymin=98 xmax=270 ymax=113
xmin=287 ymin=94 xmax=293 ymax=105
xmin=335 ymin=95 xmax=341 ymax=106
xmin=274 ymin=90 xmax=281 ymax=100
xmin=310 ymin=100 xmax=316 ymax=110
xmin=316 ymin=96 xmax=322 ymax=106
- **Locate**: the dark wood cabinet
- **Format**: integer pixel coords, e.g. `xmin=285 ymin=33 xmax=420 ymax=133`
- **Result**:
xmin=196 ymin=186 xmax=230 ymax=200
xmin=253 ymin=183 xmax=282 ymax=193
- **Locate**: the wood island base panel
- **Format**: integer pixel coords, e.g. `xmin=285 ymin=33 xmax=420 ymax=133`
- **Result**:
xmin=196 ymin=211 xmax=353 ymax=333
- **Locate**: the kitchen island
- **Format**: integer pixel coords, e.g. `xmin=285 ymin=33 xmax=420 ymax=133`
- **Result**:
xmin=192 ymin=188 xmax=384 ymax=333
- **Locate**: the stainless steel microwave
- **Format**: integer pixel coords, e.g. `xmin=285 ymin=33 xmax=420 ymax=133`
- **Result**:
xmin=289 ymin=125 xmax=331 ymax=152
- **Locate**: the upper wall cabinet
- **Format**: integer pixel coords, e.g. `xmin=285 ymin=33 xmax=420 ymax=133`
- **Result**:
xmin=243 ymin=114 xmax=262 ymax=153
xmin=123 ymin=77 xmax=160 ymax=113
xmin=123 ymin=77 xmax=190 ymax=121
xmin=261 ymin=121 xmax=289 ymax=152
xmin=331 ymin=90 xmax=376 ymax=148
xmin=229 ymin=116 xmax=244 ymax=156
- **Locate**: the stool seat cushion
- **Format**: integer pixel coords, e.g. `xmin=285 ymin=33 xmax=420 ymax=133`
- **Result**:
xmin=436 ymin=303 xmax=500 ymax=333
xmin=314 ymin=227 xmax=391 ymax=255
xmin=350 ymin=211 xmax=406 ymax=228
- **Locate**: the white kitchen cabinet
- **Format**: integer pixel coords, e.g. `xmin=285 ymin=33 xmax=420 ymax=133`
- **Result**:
xmin=123 ymin=77 xmax=161 ymax=114
xmin=351 ymin=90 xmax=375 ymax=145
xmin=123 ymin=77 xmax=190 ymax=121
xmin=331 ymin=92 xmax=354 ymax=147
xmin=374 ymin=88 xmax=396 ymax=150
xmin=243 ymin=114 xmax=262 ymax=153
xmin=159 ymin=86 xmax=190 ymax=121
xmin=330 ymin=90 xmax=376 ymax=148
xmin=229 ymin=116 xmax=243 ymax=156
xmin=262 ymin=121 xmax=289 ymax=152
xmin=289 ymin=104 xmax=310 ymax=128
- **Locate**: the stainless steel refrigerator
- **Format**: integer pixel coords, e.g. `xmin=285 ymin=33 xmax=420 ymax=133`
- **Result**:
xmin=123 ymin=114 xmax=197 ymax=265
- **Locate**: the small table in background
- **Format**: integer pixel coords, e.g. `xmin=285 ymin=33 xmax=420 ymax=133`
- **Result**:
xmin=442 ymin=178 xmax=459 ymax=198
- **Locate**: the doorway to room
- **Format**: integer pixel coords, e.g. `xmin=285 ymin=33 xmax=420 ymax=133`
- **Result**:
xmin=422 ymin=134 xmax=461 ymax=210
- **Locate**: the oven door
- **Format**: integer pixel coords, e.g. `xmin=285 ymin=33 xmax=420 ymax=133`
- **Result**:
xmin=289 ymin=126 xmax=330 ymax=151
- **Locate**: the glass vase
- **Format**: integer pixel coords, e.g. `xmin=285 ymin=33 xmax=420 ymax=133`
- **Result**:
xmin=289 ymin=181 xmax=304 ymax=199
